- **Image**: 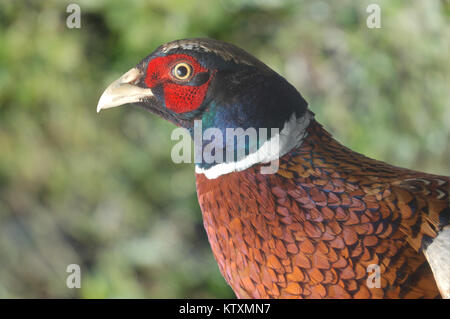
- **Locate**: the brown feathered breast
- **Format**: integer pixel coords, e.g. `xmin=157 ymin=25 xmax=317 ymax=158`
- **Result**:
xmin=196 ymin=119 xmax=449 ymax=298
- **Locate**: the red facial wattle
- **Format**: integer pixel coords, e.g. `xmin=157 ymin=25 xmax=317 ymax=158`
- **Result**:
xmin=144 ymin=54 xmax=213 ymax=113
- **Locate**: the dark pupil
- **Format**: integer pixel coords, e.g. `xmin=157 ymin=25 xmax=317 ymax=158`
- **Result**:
xmin=176 ymin=65 xmax=188 ymax=78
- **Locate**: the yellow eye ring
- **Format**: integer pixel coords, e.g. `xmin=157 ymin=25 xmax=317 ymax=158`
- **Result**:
xmin=172 ymin=62 xmax=193 ymax=81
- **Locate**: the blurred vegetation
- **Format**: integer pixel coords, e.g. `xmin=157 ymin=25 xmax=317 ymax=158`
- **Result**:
xmin=0 ymin=0 xmax=448 ymax=298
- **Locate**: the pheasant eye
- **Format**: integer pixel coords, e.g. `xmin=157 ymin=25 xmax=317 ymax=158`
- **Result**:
xmin=172 ymin=62 xmax=192 ymax=81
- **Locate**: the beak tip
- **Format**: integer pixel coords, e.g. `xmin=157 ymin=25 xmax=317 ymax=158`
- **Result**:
xmin=96 ymin=91 xmax=110 ymax=113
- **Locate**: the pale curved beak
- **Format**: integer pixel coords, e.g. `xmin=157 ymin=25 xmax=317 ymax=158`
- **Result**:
xmin=97 ymin=68 xmax=154 ymax=113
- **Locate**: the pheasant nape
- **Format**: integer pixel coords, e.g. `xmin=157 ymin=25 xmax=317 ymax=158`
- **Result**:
xmin=97 ymin=38 xmax=450 ymax=299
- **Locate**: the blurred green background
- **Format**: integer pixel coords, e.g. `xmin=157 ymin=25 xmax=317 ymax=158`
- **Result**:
xmin=0 ymin=0 xmax=449 ymax=298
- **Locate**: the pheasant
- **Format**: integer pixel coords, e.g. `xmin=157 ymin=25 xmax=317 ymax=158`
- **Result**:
xmin=97 ymin=38 xmax=450 ymax=299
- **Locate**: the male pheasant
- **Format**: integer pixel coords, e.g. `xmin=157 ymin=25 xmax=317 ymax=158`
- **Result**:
xmin=97 ymin=38 xmax=450 ymax=299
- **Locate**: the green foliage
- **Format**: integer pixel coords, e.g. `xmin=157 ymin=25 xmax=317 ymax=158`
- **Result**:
xmin=0 ymin=0 xmax=448 ymax=298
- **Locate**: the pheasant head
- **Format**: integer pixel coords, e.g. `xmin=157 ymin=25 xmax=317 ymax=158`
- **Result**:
xmin=97 ymin=38 xmax=312 ymax=177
